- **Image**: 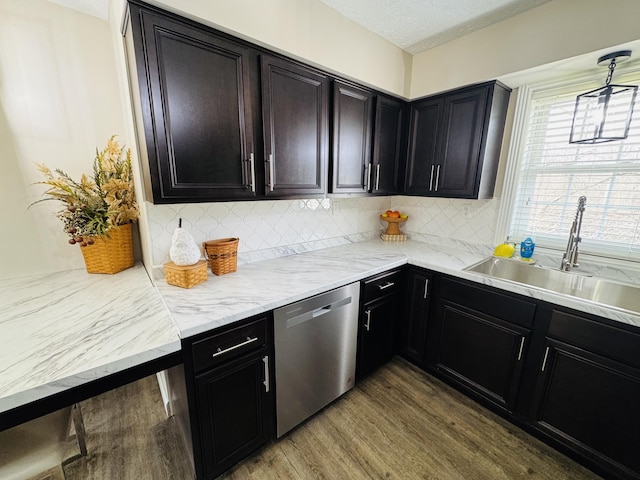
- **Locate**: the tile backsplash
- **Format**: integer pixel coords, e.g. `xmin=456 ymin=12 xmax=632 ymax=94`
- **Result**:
xmin=147 ymin=195 xmax=501 ymax=275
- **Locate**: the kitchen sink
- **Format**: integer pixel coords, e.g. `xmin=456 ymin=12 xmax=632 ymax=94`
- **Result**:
xmin=464 ymin=257 xmax=640 ymax=315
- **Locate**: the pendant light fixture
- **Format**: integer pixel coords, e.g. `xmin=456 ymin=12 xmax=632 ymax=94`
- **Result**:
xmin=569 ymin=50 xmax=638 ymax=144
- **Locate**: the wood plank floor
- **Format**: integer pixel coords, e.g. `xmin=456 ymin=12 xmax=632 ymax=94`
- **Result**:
xmin=222 ymin=357 xmax=601 ymax=480
xmin=62 ymin=357 xmax=601 ymax=479
xmin=62 ymin=375 xmax=193 ymax=480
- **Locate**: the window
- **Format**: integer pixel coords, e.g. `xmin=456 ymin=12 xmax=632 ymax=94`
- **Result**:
xmin=505 ymin=67 xmax=640 ymax=261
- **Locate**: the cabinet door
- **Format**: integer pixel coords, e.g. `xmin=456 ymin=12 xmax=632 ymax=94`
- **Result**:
xmin=261 ymin=55 xmax=329 ymax=196
xmin=433 ymin=301 xmax=529 ymax=412
xmin=195 ymin=353 xmax=271 ymax=479
xmin=435 ymin=86 xmax=488 ymax=197
xmin=400 ymin=268 xmax=432 ymax=365
xmin=531 ymin=340 xmax=640 ymax=479
xmin=331 ymin=81 xmax=373 ymax=193
xmin=131 ymin=8 xmax=256 ymax=202
xmin=358 ymin=295 xmax=398 ymax=379
xmin=372 ymin=95 xmax=405 ymax=194
xmin=405 ymin=97 xmax=442 ymax=195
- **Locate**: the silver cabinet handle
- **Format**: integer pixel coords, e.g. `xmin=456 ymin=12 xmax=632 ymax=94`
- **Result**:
xmin=267 ymin=153 xmax=274 ymax=192
xmin=541 ymin=346 xmax=550 ymax=372
xmin=211 ymin=336 xmax=258 ymax=358
xmin=262 ymin=355 xmax=270 ymax=393
xmin=365 ymin=162 xmax=372 ymax=191
xmin=375 ymin=164 xmax=380 ymax=191
xmin=248 ymin=153 xmax=256 ymax=193
xmin=364 ymin=310 xmax=371 ymax=331
xmin=377 ymin=281 xmax=395 ymax=290
xmin=423 ymin=278 xmax=429 ymax=299
xmin=435 ymin=164 xmax=441 ymax=192
xmin=517 ymin=337 xmax=525 ymax=361
xmin=429 ymin=164 xmax=435 ymax=191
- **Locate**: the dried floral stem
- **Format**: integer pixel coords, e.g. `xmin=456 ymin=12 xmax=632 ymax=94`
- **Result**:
xmin=31 ymin=136 xmax=139 ymax=242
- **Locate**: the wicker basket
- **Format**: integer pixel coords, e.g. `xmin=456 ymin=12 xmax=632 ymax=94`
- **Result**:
xmin=80 ymin=223 xmax=134 ymax=274
xmin=203 ymin=238 xmax=239 ymax=275
xmin=164 ymin=260 xmax=208 ymax=288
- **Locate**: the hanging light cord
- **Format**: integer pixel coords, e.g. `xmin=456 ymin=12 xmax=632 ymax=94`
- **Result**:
xmin=605 ymin=59 xmax=616 ymax=86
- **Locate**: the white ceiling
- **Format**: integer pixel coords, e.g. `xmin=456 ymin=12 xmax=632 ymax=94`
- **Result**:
xmin=53 ymin=0 xmax=552 ymax=54
xmin=47 ymin=0 xmax=110 ymax=20
xmin=318 ymin=0 xmax=551 ymax=54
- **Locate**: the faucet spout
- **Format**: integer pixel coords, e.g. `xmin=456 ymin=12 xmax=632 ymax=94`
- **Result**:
xmin=560 ymin=196 xmax=587 ymax=271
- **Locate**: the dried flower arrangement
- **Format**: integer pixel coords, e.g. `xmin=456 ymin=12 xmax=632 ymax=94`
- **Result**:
xmin=31 ymin=136 xmax=139 ymax=246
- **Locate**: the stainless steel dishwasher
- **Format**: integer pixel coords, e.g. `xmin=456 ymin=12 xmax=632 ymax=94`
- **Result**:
xmin=273 ymin=282 xmax=360 ymax=437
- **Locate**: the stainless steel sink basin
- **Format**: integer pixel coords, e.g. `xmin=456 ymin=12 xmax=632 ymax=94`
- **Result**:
xmin=464 ymin=257 xmax=640 ymax=315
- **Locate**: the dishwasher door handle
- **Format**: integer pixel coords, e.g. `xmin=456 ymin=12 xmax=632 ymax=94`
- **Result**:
xmin=312 ymin=305 xmax=332 ymax=318
xmin=285 ymin=295 xmax=353 ymax=328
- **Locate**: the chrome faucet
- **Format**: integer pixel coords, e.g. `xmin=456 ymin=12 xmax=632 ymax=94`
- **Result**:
xmin=560 ymin=196 xmax=587 ymax=271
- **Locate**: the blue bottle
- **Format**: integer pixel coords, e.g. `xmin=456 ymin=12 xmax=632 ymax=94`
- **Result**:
xmin=520 ymin=238 xmax=535 ymax=258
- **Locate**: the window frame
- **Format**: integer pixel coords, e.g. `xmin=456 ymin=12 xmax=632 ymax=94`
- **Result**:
xmin=495 ymin=62 xmax=640 ymax=263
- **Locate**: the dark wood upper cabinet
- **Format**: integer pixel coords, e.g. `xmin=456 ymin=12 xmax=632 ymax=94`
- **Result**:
xmin=126 ymin=2 xmax=513 ymax=204
xmin=405 ymin=81 xmax=510 ymax=199
xmin=405 ymin=97 xmax=442 ymax=195
xmin=330 ymin=81 xmax=374 ymax=194
xmin=372 ymin=95 xmax=406 ymax=194
xmin=126 ymin=5 xmax=257 ymax=203
xmin=261 ymin=55 xmax=329 ymax=197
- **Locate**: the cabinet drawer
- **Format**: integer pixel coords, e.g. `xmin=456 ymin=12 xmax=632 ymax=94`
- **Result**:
xmin=549 ymin=309 xmax=640 ymax=369
xmin=440 ymin=276 xmax=536 ymax=329
xmin=362 ymin=269 xmax=402 ymax=302
xmin=192 ymin=318 xmax=267 ymax=373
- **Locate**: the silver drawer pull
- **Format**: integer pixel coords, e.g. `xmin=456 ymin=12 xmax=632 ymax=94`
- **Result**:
xmin=212 ymin=336 xmax=258 ymax=358
xmin=249 ymin=153 xmax=256 ymax=193
xmin=262 ymin=355 xmax=270 ymax=393
xmin=517 ymin=337 xmax=525 ymax=361
xmin=541 ymin=346 xmax=550 ymax=372
xmin=364 ymin=310 xmax=371 ymax=331
xmin=378 ymin=281 xmax=395 ymax=290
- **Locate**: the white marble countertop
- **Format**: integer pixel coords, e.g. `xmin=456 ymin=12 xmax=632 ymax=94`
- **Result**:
xmin=0 ymin=263 xmax=181 ymax=416
xmin=158 ymin=238 xmax=640 ymax=338
xmin=3 ymin=238 xmax=639 ymax=421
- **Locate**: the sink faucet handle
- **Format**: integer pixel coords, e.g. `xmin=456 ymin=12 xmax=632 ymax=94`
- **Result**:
xmin=578 ymin=196 xmax=587 ymax=211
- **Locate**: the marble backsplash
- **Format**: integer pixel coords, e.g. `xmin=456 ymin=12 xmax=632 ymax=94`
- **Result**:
xmin=146 ymin=195 xmax=501 ymax=276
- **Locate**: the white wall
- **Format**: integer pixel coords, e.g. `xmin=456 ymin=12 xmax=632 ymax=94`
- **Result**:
xmin=146 ymin=0 xmax=411 ymax=97
xmin=0 ymin=0 xmax=129 ymax=278
xmin=410 ymin=0 xmax=640 ymax=97
xmin=3 ymin=0 xmax=640 ymax=280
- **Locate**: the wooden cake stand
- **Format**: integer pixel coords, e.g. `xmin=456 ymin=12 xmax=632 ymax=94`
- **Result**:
xmin=380 ymin=215 xmax=408 ymax=235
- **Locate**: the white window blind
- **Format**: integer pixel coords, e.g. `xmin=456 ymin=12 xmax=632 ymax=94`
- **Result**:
xmin=508 ymin=69 xmax=640 ymax=261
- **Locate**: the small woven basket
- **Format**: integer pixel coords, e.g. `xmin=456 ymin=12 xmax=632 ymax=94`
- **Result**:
xmin=203 ymin=238 xmax=239 ymax=275
xmin=164 ymin=260 xmax=208 ymax=288
xmin=80 ymin=223 xmax=135 ymax=274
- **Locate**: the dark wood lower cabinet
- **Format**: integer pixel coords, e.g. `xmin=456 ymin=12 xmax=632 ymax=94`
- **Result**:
xmin=176 ymin=270 xmax=640 ymax=480
xmin=195 ymin=352 xmax=271 ymax=478
xmin=529 ymin=313 xmax=640 ymax=480
xmin=531 ymin=341 xmax=640 ymax=479
xmin=183 ymin=315 xmax=273 ymax=480
xmin=358 ymin=295 xmax=397 ymax=379
xmin=427 ymin=276 xmax=535 ymax=413
xmin=434 ymin=301 xmax=530 ymax=412
xmin=399 ymin=267 xmax=432 ymax=365
xmin=357 ymin=269 xmax=402 ymax=380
